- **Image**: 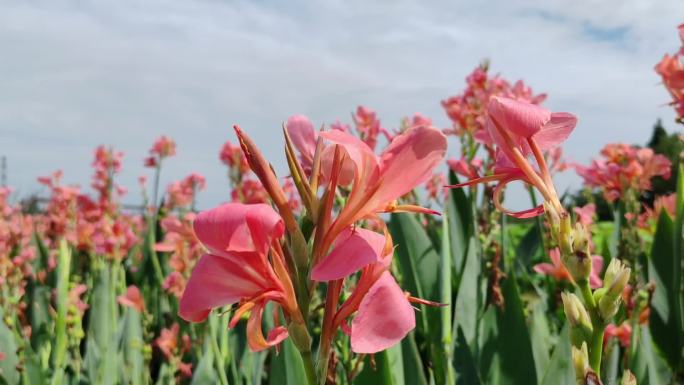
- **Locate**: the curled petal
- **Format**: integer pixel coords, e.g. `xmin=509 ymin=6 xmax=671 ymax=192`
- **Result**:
xmin=492 ymin=177 xmax=545 ymax=218
xmin=351 ymin=272 xmax=416 ymax=353
xmin=246 ymin=303 xmax=289 ymax=352
xmin=533 ymin=112 xmax=577 ymax=151
xmin=446 ymin=173 xmax=508 ymax=189
xmin=311 ymin=228 xmax=386 ymax=281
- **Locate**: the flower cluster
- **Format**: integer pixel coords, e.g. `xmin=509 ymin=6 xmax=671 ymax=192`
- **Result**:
xmin=178 ymin=117 xmax=446 ymax=385
xmin=576 ymin=143 xmax=671 ymax=203
xmin=655 ymin=24 xmax=684 ymax=122
xmin=441 ymin=63 xmax=546 ymax=140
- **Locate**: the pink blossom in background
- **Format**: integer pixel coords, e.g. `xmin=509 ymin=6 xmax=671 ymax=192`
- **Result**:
xmin=576 ymin=143 xmax=671 ymax=202
xmin=117 ymin=285 xmax=146 ymax=313
xmin=441 ymin=64 xmax=546 ymax=140
xmin=574 ymin=203 xmax=596 ymax=227
xmin=604 ymin=322 xmax=633 ymax=348
xmin=144 ymin=136 xmax=176 ymax=168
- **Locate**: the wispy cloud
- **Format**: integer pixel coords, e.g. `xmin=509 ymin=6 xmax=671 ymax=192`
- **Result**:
xmin=0 ymin=0 xmax=681 ymax=209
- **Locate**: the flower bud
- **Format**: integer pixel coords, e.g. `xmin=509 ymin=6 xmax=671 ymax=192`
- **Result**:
xmin=598 ymin=259 xmax=630 ymax=321
xmin=621 ymin=370 xmax=636 ymax=385
xmin=572 ymin=342 xmax=590 ymax=383
xmin=572 ymin=222 xmax=590 ymax=255
xmin=561 ymin=292 xmax=593 ymax=344
xmin=561 ymin=249 xmax=592 ymax=285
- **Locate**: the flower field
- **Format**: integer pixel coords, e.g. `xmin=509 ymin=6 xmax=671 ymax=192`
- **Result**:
xmin=2 ymin=21 xmax=684 ymax=385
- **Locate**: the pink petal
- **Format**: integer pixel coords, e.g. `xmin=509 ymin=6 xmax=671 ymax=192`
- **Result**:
xmin=311 ymin=228 xmax=386 ymax=281
xmin=373 ymin=126 xmax=447 ymax=205
xmin=286 ymin=115 xmax=317 ymax=170
xmin=319 ymin=130 xmax=380 ymax=183
xmin=589 ymin=255 xmax=604 ymax=289
xmin=549 ymin=248 xmax=562 ymax=265
xmin=488 ymin=96 xmax=551 ymax=138
xmin=351 ymin=272 xmax=416 ymax=353
xmin=179 ymin=253 xmax=269 ymax=322
xmin=193 ymin=203 xmax=284 ymax=256
xmin=532 ymin=112 xmax=577 ymax=150
xmin=533 ymin=263 xmax=555 ymax=275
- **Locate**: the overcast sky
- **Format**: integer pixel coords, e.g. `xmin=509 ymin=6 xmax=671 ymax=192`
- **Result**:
xmin=1 ymin=0 xmax=682 ymax=210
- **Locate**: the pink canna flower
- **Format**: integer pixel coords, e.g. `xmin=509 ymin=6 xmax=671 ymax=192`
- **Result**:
xmin=117 ymin=285 xmax=146 ymax=313
xmin=179 ymin=203 xmax=303 ymax=352
xmin=319 ymin=126 xmax=447 ymax=250
xmin=449 ymin=96 xmax=576 ymax=219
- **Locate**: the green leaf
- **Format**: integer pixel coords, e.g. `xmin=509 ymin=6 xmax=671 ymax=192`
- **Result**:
xmin=539 ymin=325 xmax=574 ymax=385
xmin=0 ymin=309 xmax=19 ymax=385
xmin=454 ymin=237 xmax=481 ymax=345
xmin=268 ymin=339 xmax=307 ymax=385
xmin=389 ymin=213 xmax=448 ymax=383
xmin=191 ymin=347 xmax=218 ymax=385
xmin=515 ymin=225 xmax=542 ymax=269
xmin=120 ymin=309 xmax=146 ymax=385
xmin=400 ymin=334 xmax=428 ymax=385
xmin=648 ymin=210 xmax=681 ymax=369
xmin=84 ymin=264 xmax=120 ymax=385
xmin=630 ymin=326 xmax=672 ymax=385
xmin=22 ymin=345 xmax=46 ymax=385
xmin=447 ymin=171 xmax=473 ymax=281
xmin=353 ymin=349 xmax=399 ymax=385
xmin=477 ymin=276 xmax=538 ymax=385
xmin=529 ymin=303 xmax=551 ymax=382
xmin=452 ymin=327 xmax=481 ymax=385
xmin=51 ymin=240 xmax=71 ymax=384
xmin=670 ymin=161 xmax=684 ymax=370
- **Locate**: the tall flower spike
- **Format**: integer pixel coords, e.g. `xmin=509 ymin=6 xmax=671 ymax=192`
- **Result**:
xmin=179 ymin=203 xmax=302 ymax=352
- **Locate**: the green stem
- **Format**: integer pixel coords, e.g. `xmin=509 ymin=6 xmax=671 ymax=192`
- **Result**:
xmin=589 ymin=327 xmax=605 ymax=374
xmin=300 ymin=350 xmax=318 ymax=385
xmin=577 ymin=280 xmax=604 ymax=374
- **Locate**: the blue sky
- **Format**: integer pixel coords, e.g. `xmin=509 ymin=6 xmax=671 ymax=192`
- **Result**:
xmin=0 ymin=0 xmax=682 ymax=210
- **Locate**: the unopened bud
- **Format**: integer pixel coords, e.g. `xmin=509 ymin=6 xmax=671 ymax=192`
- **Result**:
xmin=561 ymin=250 xmax=592 ymax=285
xmin=562 ymin=292 xmax=593 ymax=344
xmin=558 ymin=211 xmax=574 ymax=256
xmin=598 ymin=259 xmax=630 ymax=321
xmin=621 ymin=370 xmax=636 ymax=385
xmin=572 ymin=342 xmax=590 ymax=384
xmin=572 ymin=222 xmax=590 ymax=255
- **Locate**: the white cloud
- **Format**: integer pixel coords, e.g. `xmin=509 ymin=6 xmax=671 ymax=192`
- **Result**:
xmin=0 ymin=0 xmax=681 ymax=209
